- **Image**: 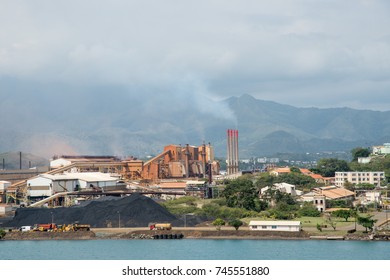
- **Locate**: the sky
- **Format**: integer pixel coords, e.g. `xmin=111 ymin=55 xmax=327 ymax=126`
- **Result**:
xmin=1 ymin=0 xmax=390 ymax=111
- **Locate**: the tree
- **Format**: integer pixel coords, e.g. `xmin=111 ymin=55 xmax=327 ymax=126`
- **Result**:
xmin=325 ymin=214 xmax=337 ymax=231
xmin=228 ymin=219 xmax=243 ymax=230
xmin=332 ymin=209 xmax=353 ymax=222
xmin=351 ymin=147 xmax=371 ymax=162
xmin=275 ymin=172 xmax=316 ymax=189
xmin=290 ymin=166 xmax=301 ymax=173
xmin=212 ymin=218 xmax=226 ymax=230
xmin=315 ymin=158 xmax=350 ymax=177
xmin=222 ymin=178 xmax=260 ymax=211
xmin=357 ymin=215 xmax=377 ymax=232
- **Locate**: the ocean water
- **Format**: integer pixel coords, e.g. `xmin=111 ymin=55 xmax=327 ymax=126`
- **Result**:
xmin=1 ymin=239 xmax=390 ymax=260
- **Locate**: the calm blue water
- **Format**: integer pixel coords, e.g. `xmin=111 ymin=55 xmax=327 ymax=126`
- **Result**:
xmin=1 ymin=239 xmax=390 ymax=260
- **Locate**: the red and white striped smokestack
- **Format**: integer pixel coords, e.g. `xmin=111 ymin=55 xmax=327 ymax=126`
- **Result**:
xmin=235 ymin=130 xmax=239 ymax=173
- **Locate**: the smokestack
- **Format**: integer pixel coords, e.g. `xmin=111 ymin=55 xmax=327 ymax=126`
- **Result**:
xmin=2 ymin=158 xmax=4 ymax=170
xmin=226 ymin=129 xmax=239 ymax=175
xmin=235 ymin=130 xmax=238 ymax=173
xmin=202 ymin=142 xmax=206 ymax=178
xmin=185 ymin=144 xmax=189 ymax=178
xmin=19 ymin=151 xmax=22 ymax=170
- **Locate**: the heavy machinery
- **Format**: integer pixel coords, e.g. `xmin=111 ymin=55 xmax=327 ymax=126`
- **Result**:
xmin=149 ymin=223 xmax=172 ymax=230
xmin=57 ymin=223 xmax=91 ymax=232
xmin=33 ymin=223 xmax=57 ymax=232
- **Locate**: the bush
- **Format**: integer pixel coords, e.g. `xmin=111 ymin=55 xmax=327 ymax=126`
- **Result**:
xmin=212 ymin=218 xmax=226 ymax=230
xmin=0 ymin=229 xmax=6 ymax=239
xmin=298 ymin=203 xmax=321 ymax=217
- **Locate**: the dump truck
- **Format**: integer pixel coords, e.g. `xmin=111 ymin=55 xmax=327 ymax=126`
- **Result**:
xmin=56 ymin=223 xmax=91 ymax=232
xmin=72 ymin=224 xmax=91 ymax=231
xmin=33 ymin=223 xmax=57 ymax=232
xmin=149 ymin=223 xmax=172 ymax=230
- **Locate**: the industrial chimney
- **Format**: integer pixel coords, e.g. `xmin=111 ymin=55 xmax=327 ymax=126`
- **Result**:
xmin=226 ymin=129 xmax=239 ymax=175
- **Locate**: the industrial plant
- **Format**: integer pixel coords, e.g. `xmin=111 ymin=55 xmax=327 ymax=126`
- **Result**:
xmin=0 ymin=142 xmax=226 ymax=208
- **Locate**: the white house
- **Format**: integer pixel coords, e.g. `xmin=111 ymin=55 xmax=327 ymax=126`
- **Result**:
xmin=261 ymin=182 xmax=302 ymax=197
xmin=372 ymin=143 xmax=390 ymax=155
xmin=249 ymin=221 xmax=301 ymax=232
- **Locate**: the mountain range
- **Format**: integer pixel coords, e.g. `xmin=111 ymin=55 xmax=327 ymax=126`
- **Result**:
xmin=1 ymin=82 xmax=389 ymax=160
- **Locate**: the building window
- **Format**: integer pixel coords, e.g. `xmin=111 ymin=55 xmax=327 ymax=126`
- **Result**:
xmin=252 ymin=226 xmax=257 ymax=229
xmin=271 ymin=226 xmax=277 ymax=229
xmin=262 ymin=226 xmax=267 ymax=229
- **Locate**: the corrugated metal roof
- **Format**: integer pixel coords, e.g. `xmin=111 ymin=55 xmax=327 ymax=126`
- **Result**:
xmin=35 ymin=172 xmax=118 ymax=182
xmin=249 ymin=221 xmax=301 ymax=226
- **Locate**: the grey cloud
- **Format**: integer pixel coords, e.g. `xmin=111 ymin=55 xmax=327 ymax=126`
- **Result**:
xmin=0 ymin=0 xmax=389 ymax=111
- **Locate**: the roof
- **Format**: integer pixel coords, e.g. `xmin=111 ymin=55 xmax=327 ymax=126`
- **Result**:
xmin=299 ymin=168 xmax=312 ymax=174
xmin=271 ymin=168 xmax=290 ymax=174
xmin=274 ymin=182 xmax=295 ymax=188
xmin=309 ymin=174 xmax=324 ymax=180
xmin=186 ymin=180 xmax=207 ymax=185
xmin=314 ymin=186 xmax=355 ymax=199
xmin=33 ymin=172 xmax=118 ymax=182
xmin=159 ymin=182 xmax=187 ymax=189
xmin=249 ymin=221 xmax=301 ymax=226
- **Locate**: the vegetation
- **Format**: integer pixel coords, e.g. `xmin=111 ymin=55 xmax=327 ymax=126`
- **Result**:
xmin=332 ymin=209 xmax=353 ymax=222
xmin=298 ymin=202 xmax=321 ymax=217
xmin=351 ymin=147 xmax=371 ymax=162
xmin=325 ymin=214 xmax=337 ymax=230
xmin=222 ymin=177 xmax=265 ymax=211
xmin=357 ymin=215 xmax=377 ymax=232
xmin=0 ymin=229 xmax=5 ymax=239
xmin=310 ymin=158 xmax=350 ymax=177
xmin=228 ymin=219 xmax=243 ymax=230
xmin=212 ymin=218 xmax=226 ymax=230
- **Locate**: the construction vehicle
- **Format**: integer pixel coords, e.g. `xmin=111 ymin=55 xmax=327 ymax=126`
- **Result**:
xmin=149 ymin=223 xmax=172 ymax=230
xmin=33 ymin=223 xmax=57 ymax=232
xmin=55 ymin=223 xmax=91 ymax=232
xmin=72 ymin=224 xmax=91 ymax=231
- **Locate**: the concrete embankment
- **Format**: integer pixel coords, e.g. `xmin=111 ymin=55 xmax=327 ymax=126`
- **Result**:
xmin=2 ymin=228 xmax=310 ymax=240
xmin=3 ymin=231 xmax=95 ymax=240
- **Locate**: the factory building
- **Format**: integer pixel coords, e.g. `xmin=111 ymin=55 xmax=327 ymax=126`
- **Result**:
xmin=140 ymin=143 xmax=219 ymax=181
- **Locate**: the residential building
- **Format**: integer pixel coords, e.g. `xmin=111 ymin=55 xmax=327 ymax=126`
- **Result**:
xmin=300 ymin=193 xmax=326 ymax=212
xmin=261 ymin=182 xmax=302 ymax=197
xmin=372 ymin=143 xmax=390 ymax=155
xmin=249 ymin=221 xmax=301 ymax=232
xmin=312 ymin=186 xmax=355 ymax=202
xmin=335 ymin=171 xmax=385 ymax=187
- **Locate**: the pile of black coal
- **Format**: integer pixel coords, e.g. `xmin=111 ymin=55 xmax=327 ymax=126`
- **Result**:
xmin=4 ymin=193 xmax=205 ymax=228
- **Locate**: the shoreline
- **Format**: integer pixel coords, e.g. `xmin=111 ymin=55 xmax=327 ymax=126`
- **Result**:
xmin=2 ymin=227 xmax=388 ymax=241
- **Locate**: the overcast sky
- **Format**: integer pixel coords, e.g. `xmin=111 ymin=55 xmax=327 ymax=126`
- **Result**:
xmin=1 ymin=0 xmax=390 ymax=111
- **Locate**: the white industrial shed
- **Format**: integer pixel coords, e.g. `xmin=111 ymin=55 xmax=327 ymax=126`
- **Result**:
xmin=0 ymin=181 xmax=11 ymax=192
xmin=27 ymin=172 xmax=123 ymax=197
xmin=249 ymin=221 xmax=301 ymax=232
